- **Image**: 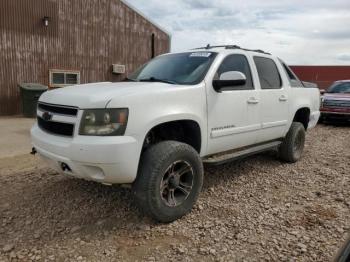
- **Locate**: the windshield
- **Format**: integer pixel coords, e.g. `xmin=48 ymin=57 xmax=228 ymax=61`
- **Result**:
xmin=128 ymin=52 xmax=217 ymax=85
xmin=327 ymin=82 xmax=350 ymax=93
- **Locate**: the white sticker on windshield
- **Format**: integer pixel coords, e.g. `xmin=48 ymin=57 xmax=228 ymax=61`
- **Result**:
xmin=190 ymin=52 xmax=212 ymax=58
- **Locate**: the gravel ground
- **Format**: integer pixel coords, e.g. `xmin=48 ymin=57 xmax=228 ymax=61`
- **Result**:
xmin=0 ymin=124 xmax=349 ymax=261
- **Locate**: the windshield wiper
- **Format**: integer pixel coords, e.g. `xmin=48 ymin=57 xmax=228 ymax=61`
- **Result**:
xmin=139 ymin=77 xmax=177 ymax=85
xmin=123 ymin=77 xmax=137 ymax=82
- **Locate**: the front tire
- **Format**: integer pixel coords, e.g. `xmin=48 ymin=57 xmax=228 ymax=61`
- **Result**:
xmin=279 ymin=122 xmax=306 ymax=163
xmin=133 ymin=141 xmax=203 ymax=223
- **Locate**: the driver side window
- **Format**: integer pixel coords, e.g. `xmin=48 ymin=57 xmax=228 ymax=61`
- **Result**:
xmin=215 ymin=54 xmax=254 ymax=90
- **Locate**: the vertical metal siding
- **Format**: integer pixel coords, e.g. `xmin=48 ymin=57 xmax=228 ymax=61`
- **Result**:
xmin=0 ymin=0 xmax=170 ymax=115
xmin=290 ymin=66 xmax=350 ymax=89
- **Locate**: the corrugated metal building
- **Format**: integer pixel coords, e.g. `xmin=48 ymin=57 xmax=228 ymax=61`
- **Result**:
xmin=290 ymin=66 xmax=350 ymax=90
xmin=0 ymin=0 xmax=170 ymax=115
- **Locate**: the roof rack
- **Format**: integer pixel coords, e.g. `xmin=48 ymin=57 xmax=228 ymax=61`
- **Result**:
xmin=192 ymin=44 xmax=271 ymax=55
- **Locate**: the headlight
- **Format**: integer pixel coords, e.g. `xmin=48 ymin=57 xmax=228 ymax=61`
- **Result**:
xmin=320 ymin=96 xmax=325 ymax=108
xmin=79 ymin=109 xmax=128 ymax=136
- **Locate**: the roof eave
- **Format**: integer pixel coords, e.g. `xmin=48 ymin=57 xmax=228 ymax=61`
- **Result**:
xmin=120 ymin=0 xmax=172 ymax=37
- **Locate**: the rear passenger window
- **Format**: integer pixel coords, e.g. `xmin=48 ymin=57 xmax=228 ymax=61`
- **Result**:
xmin=253 ymin=57 xmax=282 ymax=89
xmin=280 ymin=61 xmax=303 ymax=87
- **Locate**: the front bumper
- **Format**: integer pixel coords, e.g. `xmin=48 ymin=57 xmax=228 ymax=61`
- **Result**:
xmin=31 ymin=123 xmax=141 ymax=184
xmin=321 ymin=110 xmax=350 ymax=121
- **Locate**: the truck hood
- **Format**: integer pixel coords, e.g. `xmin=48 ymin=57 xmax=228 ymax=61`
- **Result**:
xmin=39 ymin=82 xmax=186 ymax=108
xmin=323 ymin=93 xmax=350 ymax=100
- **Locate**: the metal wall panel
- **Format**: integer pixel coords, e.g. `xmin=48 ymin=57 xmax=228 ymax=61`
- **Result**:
xmin=290 ymin=66 xmax=350 ymax=89
xmin=0 ymin=0 xmax=170 ymax=115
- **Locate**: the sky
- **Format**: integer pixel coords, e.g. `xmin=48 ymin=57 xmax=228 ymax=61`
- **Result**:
xmin=126 ymin=0 xmax=350 ymax=65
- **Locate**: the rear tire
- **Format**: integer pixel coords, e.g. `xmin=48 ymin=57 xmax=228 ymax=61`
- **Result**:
xmin=133 ymin=141 xmax=203 ymax=223
xmin=279 ymin=122 xmax=306 ymax=163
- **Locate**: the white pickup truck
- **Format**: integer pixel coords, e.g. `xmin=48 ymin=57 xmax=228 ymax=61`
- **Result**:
xmin=31 ymin=45 xmax=320 ymax=222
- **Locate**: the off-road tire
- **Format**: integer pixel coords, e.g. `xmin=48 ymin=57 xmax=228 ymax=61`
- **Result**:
xmin=133 ymin=141 xmax=203 ymax=223
xmin=279 ymin=122 xmax=306 ymax=163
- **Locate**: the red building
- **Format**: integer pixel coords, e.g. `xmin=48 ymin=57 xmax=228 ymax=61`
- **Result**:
xmin=290 ymin=66 xmax=350 ymax=90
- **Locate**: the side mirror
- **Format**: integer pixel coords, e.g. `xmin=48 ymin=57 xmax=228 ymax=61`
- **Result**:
xmin=320 ymin=89 xmax=326 ymax=95
xmin=213 ymin=71 xmax=246 ymax=92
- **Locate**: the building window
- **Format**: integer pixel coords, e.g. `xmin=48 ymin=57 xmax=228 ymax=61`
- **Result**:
xmin=49 ymin=70 xmax=80 ymax=87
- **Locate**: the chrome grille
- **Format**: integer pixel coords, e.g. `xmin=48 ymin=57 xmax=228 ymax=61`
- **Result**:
xmin=323 ymin=99 xmax=350 ymax=108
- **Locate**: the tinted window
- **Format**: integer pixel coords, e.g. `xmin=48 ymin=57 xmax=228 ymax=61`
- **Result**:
xmin=129 ymin=52 xmax=217 ymax=85
xmin=327 ymin=82 xmax=350 ymax=93
xmin=280 ymin=61 xmax=303 ymax=87
xmin=254 ymin=57 xmax=282 ymax=89
xmin=215 ymin=54 xmax=254 ymax=90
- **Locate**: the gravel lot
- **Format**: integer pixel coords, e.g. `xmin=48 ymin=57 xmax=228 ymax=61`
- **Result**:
xmin=0 ymin=124 xmax=349 ymax=261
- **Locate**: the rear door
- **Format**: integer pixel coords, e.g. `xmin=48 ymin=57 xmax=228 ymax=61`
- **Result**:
xmin=253 ymin=56 xmax=289 ymax=142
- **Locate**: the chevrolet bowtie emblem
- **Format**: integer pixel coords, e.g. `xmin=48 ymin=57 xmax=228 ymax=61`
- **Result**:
xmin=42 ymin=111 xmax=53 ymax=121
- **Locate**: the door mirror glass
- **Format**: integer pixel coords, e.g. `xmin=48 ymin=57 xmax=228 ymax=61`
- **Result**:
xmin=213 ymin=71 xmax=247 ymax=92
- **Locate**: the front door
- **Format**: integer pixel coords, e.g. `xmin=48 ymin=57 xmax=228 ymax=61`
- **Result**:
xmin=206 ymin=54 xmax=261 ymax=155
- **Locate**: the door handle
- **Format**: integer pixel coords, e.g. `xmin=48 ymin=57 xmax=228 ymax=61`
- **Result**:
xmin=247 ymin=97 xmax=259 ymax=104
xmin=279 ymin=95 xmax=288 ymax=102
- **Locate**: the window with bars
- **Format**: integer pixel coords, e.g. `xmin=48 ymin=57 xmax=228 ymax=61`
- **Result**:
xmin=49 ymin=70 xmax=80 ymax=87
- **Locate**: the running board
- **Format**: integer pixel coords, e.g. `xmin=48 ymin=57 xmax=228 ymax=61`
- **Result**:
xmin=203 ymin=141 xmax=281 ymax=165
